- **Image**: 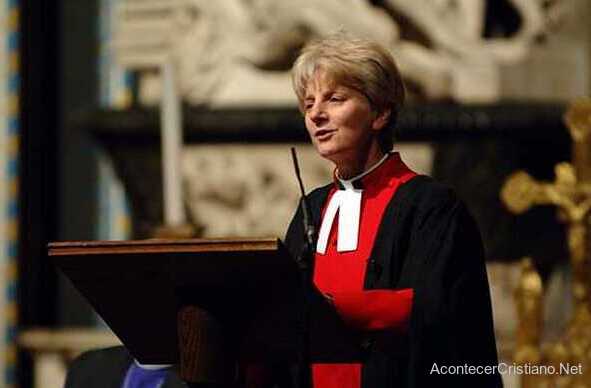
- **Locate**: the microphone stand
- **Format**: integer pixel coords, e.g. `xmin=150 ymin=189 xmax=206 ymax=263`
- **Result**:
xmin=290 ymin=147 xmax=315 ymax=388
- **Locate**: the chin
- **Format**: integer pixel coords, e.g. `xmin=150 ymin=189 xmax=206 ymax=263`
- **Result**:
xmin=315 ymin=147 xmax=348 ymax=166
xmin=314 ymin=144 xmax=339 ymax=159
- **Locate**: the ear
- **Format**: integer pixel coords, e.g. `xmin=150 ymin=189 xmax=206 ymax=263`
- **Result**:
xmin=372 ymin=109 xmax=391 ymax=131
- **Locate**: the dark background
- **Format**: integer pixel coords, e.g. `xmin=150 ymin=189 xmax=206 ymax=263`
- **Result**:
xmin=20 ymin=1 xmax=101 ymax=385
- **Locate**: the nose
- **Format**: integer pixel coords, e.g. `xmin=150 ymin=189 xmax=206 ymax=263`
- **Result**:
xmin=308 ymin=103 xmax=328 ymax=126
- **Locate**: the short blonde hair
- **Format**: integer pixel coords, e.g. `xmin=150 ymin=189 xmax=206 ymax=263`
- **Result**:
xmin=291 ymin=33 xmax=405 ymax=151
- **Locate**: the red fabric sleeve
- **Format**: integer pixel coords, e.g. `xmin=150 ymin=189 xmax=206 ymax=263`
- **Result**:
xmin=331 ymin=288 xmax=413 ymax=331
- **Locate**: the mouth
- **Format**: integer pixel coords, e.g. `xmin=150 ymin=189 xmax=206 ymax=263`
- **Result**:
xmin=314 ymin=129 xmax=336 ymax=141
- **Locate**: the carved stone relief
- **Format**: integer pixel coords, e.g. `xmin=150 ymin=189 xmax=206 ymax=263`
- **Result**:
xmin=114 ymin=0 xmax=575 ymax=105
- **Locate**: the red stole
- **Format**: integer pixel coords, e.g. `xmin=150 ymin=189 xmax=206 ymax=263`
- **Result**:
xmin=312 ymin=152 xmax=416 ymax=388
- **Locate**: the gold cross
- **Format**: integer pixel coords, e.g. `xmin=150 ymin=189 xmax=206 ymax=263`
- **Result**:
xmin=502 ymin=98 xmax=591 ymax=303
xmin=501 ymin=98 xmax=591 ymax=388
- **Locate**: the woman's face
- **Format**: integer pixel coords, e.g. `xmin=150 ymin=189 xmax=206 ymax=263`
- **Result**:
xmin=303 ymin=71 xmax=386 ymax=164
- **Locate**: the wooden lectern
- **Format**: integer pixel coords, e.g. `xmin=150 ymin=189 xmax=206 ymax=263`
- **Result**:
xmin=50 ymin=238 xmax=360 ymax=387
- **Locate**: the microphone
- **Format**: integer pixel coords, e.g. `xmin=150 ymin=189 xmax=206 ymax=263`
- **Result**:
xmin=291 ymin=147 xmax=316 ymax=248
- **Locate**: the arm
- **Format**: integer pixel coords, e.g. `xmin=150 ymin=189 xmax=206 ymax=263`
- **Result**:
xmin=331 ymin=288 xmax=413 ymax=332
xmin=64 ymin=346 xmax=132 ymax=388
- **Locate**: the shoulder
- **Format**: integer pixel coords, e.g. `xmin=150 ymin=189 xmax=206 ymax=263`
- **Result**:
xmin=72 ymin=346 xmax=131 ymax=366
xmin=71 ymin=346 xmax=131 ymax=365
xmin=398 ymin=175 xmax=461 ymax=210
xmin=398 ymin=176 xmax=482 ymax=243
xmin=65 ymin=346 xmax=131 ymax=388
xmin=307 ymin=182 xmax=333 ymax=202
xmin=293 ymin=182 xmax=333 ymax=217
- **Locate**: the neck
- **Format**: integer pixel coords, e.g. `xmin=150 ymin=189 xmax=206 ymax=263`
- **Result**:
xmin=336 ymin=142 xmax=385 ymax=180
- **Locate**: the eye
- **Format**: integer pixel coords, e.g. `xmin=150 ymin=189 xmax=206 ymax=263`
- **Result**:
xmin=329 ymin=95 xmax=344 ymax=103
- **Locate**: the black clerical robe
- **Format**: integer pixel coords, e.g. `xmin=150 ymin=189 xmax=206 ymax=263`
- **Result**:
xmin=284 ymin=175 xmax=503 ymax=388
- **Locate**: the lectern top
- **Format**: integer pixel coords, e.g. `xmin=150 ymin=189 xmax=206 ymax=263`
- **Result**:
xmin=48 ymin=237 xmax=280 ymax=256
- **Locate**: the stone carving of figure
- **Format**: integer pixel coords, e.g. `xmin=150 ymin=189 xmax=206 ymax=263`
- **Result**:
xmin=116 ymin=0 xmax=566 ymax=105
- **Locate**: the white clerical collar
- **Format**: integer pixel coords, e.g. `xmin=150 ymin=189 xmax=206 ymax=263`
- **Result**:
xmin=316 ymin=152 xmax=391 ymax=254
xmin=336 ymin=152 xmax=391 ymax=190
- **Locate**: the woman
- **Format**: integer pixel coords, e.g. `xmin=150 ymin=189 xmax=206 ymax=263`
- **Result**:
xmin=284 ymin=34 xmax=502 ymax=388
